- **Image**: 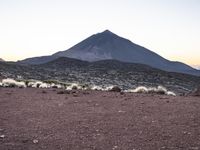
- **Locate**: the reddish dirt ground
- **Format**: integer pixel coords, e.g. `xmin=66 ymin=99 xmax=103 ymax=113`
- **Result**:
xmin=0 ymin=88 xmax=200 ymax=150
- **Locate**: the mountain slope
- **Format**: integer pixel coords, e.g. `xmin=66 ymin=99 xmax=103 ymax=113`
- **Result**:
xmin=39 ymin=57 xmax=89 ymax=69
xmin=18 ymin=55 xmax=59 ymax=65
xmin=0 ymin=58 xmax=5 ymax=62
xmin=54 ymin=30 xmax=199 ymax=75
xmin=39 ymin=57 xmax=200 ymax=93
xmin=1 ymin=57 xmax=200 ymax=94
xmin=35 ymin=57 xmax=200 ymax=93
xmin=19 ymin=30 xmax=200 ymax=76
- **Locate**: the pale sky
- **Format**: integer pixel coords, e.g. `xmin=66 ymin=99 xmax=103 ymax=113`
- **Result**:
xmin=0 ymin=0 xmax=200 ymax=67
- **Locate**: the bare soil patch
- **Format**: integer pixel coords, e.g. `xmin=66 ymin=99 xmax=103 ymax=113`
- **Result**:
xmin=0 ymin=88 xmax=200 ymax=150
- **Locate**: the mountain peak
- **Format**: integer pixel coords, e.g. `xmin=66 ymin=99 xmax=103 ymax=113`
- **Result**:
xmin=101 ymin=30 xmax=117 ymax=36
xmin=102 ymin=30 xmax=113 ymax=34
xmin=95 ymin=30 xmax=119 ymax=41
xmin=21 ymin=30 xmax=200 ymax=76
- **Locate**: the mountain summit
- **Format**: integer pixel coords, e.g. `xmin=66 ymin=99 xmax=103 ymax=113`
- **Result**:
xmin=54 ymin=29 xmax=165 ymax=63
xmin=20 ymin=30 xmax=200 ymax=76
xmin=54 ymin=30 xmax=125 ymax=61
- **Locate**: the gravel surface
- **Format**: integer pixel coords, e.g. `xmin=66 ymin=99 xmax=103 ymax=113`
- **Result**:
xmin=0 ymin=88 xmax=200 ymax=150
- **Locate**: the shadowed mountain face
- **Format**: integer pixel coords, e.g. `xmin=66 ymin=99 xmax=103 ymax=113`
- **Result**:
xmin=19 ymin=30 xmax=200 ymax=76
xmin=18 ymin=55 xmax=59 ymax=65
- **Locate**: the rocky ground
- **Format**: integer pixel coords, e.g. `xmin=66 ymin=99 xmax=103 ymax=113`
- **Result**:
xmin=0 ymin=88 xmax=200 ymax=150
xmin=1 ymin=59 xmax=200 ymax=94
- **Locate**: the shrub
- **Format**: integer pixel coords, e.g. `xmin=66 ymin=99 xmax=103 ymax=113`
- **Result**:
xmin=126 ymin=85 xmax=176 ymax=96
xmin=2 ymin=78 xmax=26 ymax=88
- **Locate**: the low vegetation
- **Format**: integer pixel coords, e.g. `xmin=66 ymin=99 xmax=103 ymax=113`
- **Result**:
xmin=2 ymin=78 xmax=26 ymax=88
xmin=0 ymin=78 xmax=176 ymax=96
xmin=126 ymin=86 xmax=176 ymax=96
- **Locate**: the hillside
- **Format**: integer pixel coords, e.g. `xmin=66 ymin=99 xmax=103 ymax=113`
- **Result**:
xmin=2 ymin=57 xmax=200 ymax=94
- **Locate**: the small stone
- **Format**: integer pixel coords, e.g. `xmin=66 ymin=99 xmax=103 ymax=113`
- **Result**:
xmin=72 ymin=91 xmax=77 ymax=94
xmin=22 ymin=139 xmax=29 ymax=143
xmin=112 ymin=146 xmax=118 ymax=150
xmin=57 ymin=91 xmax=65 ymax=94
xmin=0 ymin=135 xmax=5 ymax=138
xmin=118 ymin=110 xmax=126 ymax=113
xmin=183 ymin=131 xmax=188 ymax=134
xmin=109 ymin=86 xmax=121 ymax=92
xmin=33 ymin=139 xmax=39 ymax=144
xmin=161 ymin=146 xmax=166 ymax=149
xmin=42 ymin=90 xmax=47 ymax=94
xmin=73 ymin=94 xmax=78 ymax=97
xmin=120 ymin=92 xmax=124 ymax=95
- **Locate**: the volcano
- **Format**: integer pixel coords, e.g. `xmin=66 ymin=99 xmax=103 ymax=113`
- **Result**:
xmin=19 ymin=30 xmax=200 ymax=76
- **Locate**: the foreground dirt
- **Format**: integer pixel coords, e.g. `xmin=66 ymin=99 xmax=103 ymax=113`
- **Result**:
xmin=0 ymin=88 xmax=200 ymax=150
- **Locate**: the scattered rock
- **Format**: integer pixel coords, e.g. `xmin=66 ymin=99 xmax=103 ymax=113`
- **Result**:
xmin=72 ymin=90 xmax=77 ymax=94
xmin=161 ymin=146 xmax=166 ymax=149
xmin=109 ymin=86 xmax=121 ymax=92
xmin=42 ymin=90 xmax=47 ymax=94
xmin=159 ymin=96 xmax=168 ymax=100
xmin=118 ymin=110 xmax=126 ymax=113
xmin=120 ymin=91 xmax=124 ymax=95
xmin=183 ymin=131 xmax=191 ymax=135
xmin=112 ymin=146 xmax=118 ymax=150
xmin=73 ymin=94 xmax=78 ymax=97
xmin=190 ymin=87 xmax=200 ymax=96
xmin=57 ymin=91 xmax=65 ymax=94
xmin=0 ymin=135 xmax=5 ymax=138
xmin=22 ymin=139 xmax=29 ymax=143
xmin=33 ymin=139 xmax=39 ymax=144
